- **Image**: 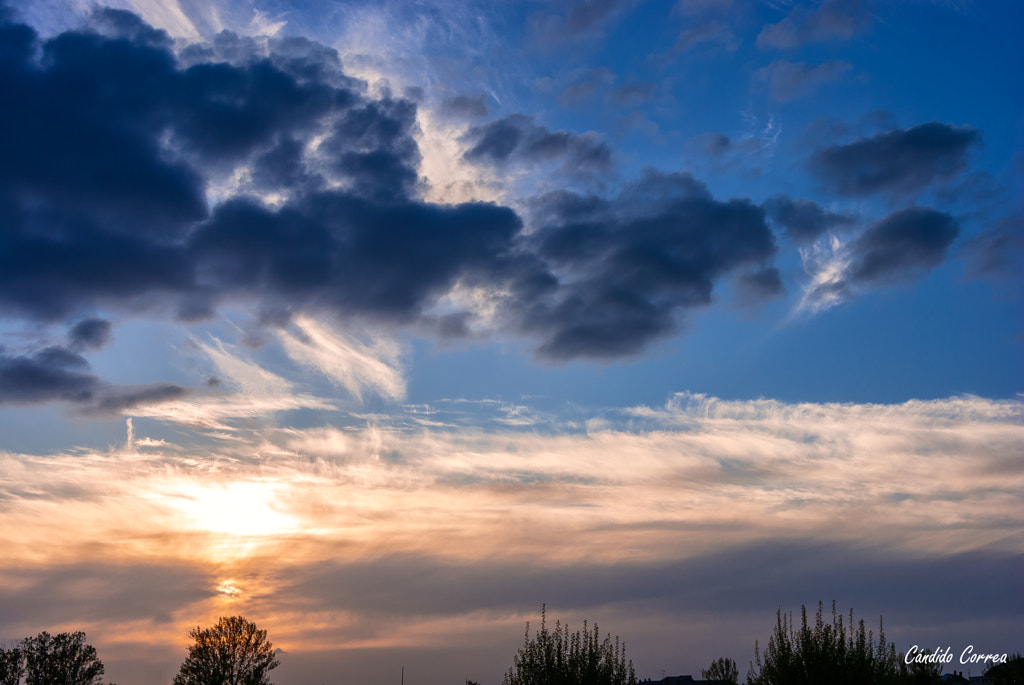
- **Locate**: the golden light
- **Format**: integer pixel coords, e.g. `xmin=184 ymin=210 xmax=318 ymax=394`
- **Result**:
xmin=164 ymin=479 xmax=301 ymax=538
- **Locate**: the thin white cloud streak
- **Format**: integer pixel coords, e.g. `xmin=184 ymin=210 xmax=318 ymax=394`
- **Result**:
xmin=279 ymin=315 xmax=406 ymax=402
xmin=126 ymin=393 xmax=334 ymax=431
xmin=118 ymin=334 xmax=337 ymax=431
xmin=191 ymin=336 xmax=294 ymax=397
xmin=792 ymin=233 xmax=851 ymax=317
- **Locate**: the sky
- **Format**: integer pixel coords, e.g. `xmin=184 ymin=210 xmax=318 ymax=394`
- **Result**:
xmin=0 ymin=0 xmax=1022 ymax=683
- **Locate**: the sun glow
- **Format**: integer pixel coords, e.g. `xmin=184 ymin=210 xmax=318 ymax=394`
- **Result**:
xmin=166 ymin=480 xmax=300 ymax=538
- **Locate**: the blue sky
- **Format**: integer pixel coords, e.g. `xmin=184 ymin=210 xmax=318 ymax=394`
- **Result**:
xmin=0 ymin=0 xmax=1022 ymax=683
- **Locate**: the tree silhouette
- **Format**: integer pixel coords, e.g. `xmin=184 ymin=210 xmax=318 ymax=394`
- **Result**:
xmin=0 ymin=646 xmax=24 ymax=685
xmin=172 ymin=616 xmax=280 ymax=685
xmin=747 ymin=601 xmax=904 ymax=685
xmin=985 ymin=653 xmax=1024 ymax=685
xmin=701 ymin=656 xmax=739 ymax=684
xmin=503 ymin=605 xmax=637 ymax=685
xmin=0 ymin=631 xmax=107 ymax=685
xmin=904 ymin=649 xmax=942 ymax=685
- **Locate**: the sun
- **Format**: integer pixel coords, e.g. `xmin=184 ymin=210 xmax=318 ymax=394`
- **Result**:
xmin=168 ymin=479 xmax=300 ymax=538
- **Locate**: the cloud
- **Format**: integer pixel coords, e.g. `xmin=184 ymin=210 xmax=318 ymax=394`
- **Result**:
xmin=86 ymin=384 xmax=193 ymax=415
xmin=671 ymin=20 xmax=738 ymax=53
xmin=122 ymin=333 xmax=340 ymax=431
xmin=687 ymin=123 xmax=780 ymax=166
xmin=126 ymin=393 xmax=334 ymax=431
xmin=809 ymin=122 xmax=980 ymax=197
xmin=0 ymin=347 xmax=95 ymax=405
xmin=439 ymin=94 xmax=489 ymax=120
xmin=1 ymin=392 xmax=1020 ymax=667
xmin=530 ymin=0 xmax=634 ymax=44
xmin=0 ymin=561 xmax=215 ymax=628
xmin=794 ymin=235 xmax=852 ymax=316
xmin=0 ymin=345 xmax=188 ymax=412
xmin=191 ymin=336 xmax=293 ymax=397
xmin=279 ymin=315 xmax=406 ymax=402
xmin=845 ymin=206 xmax=959 ymax=285
xmin=605 ymin=79 xmax=657 ymax=106
xmin=753 ymin=59 xmax=851 ymax=102
xmin=734 ymin=266 xmax=784 ymax=304
xmin=690 ymin=132 xmax=729 ymax=156
xmin=764 ymin=195 xmax=857 ymax=244
xmin=68 ymin=318 xmax=113 ymax=351
xmin=0 ymin=8 xmax=801 ymax=365
xmin=794 ymin=207 xmax=959 ymax=315
xmin=462 ymin=114 xmax=613 ymax=174
xmin=518 ymin=170 xmax=778 ymax=359
xmin=0 ymin=9 xmax=528 ymax=330
xmin=0 ymin=7 xmax=984 ymax=370
xmin=962 ymin=212 xmax=1024 ymax=281
xmin=757 ymin=0 xmax=871 ymax=50
xmin=551 ymin=67 xmax=617 ymax=105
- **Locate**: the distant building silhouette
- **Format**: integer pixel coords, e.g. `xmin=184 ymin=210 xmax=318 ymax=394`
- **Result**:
xmin=641 ymin=676 xmax=720 ymax=685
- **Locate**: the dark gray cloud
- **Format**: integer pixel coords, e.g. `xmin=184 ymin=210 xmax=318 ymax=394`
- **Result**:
xmin=188 ymin=193 xmax=523 ymax=321
xmin=0 ymin=561 xmax=213 ymax=626
xmin=753 ymin=59 xmax=851 ymax=102
xmin=764 ymin=195 xmax=856 ymax=244
xmin=67 ymin=318 xmax=113 ymax=351
xmin=809 ymin=122 xmax=980 ymax=197
xmin=462 ymin=114 xmax=613 ymax=173
xmin=757 ymin=0 xmax=871 ymax=50
xmin=0 ymin=347 xmax=95 ymax=405
xmin=269 ymin=542 xmax=1021 ymax=625
xmin=86 ymin=383 xmax=191 ymax=415
xmin=799 ymin=206 xmax=959 ymax=310
xmin=845 ymin=207 xmax=959 ymax=285
xmin=518 ymin=170 xmax=778 ymax=360
xmin=0 ymin=345 xmax=188 ymax=411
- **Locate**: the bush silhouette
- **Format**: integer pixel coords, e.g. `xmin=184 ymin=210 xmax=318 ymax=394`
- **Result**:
xmin=503 ymin=606 xmax=637 ymax=685
xmin=701 ymin=656 xmax=739 ymax=684
xmin=985 ymin=653 xmax=1024 ymax=685
xmin=748 ymin=601 xmax=904 ymax=685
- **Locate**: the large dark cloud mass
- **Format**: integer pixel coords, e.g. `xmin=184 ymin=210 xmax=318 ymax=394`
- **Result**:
xmin=0 ymin=8 xmax=516 ymax=325
xmin=519 ymin=171 xmax=778 ymax=359
xmin=809 ymin=122 xmax=980 ymax=197
xmin=0 ymin=7 xmax=789 ymax=367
